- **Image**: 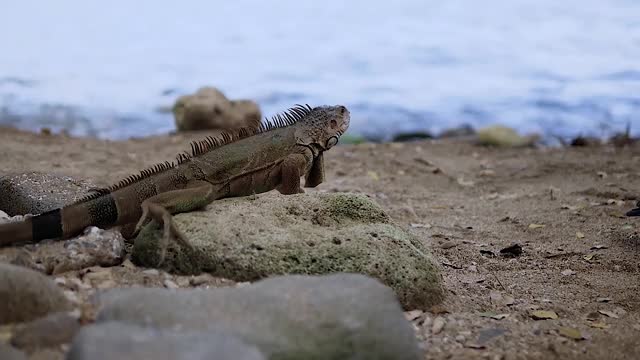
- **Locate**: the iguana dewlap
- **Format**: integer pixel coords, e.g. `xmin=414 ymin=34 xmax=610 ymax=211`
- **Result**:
xmin=0 ymin=104 xmax=350 ymax=259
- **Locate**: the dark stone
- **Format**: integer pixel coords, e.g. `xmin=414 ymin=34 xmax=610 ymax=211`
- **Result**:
xmin=392 ymin=131 xmax=433 ymax=142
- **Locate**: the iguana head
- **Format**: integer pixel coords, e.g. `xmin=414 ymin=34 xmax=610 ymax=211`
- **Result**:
xmin=295 ymin=105 xmax=350 ymax=152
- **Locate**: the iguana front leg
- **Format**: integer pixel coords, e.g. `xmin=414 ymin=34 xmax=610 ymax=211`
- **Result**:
xmin=277 ymin=153 xmax=309 ymax=195
xmin=133 ymin=180 xmax=217 ymax=265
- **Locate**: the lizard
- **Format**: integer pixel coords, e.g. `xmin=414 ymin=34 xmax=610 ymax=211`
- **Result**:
xmin=0 ymin=104 xmax=350 ymax=263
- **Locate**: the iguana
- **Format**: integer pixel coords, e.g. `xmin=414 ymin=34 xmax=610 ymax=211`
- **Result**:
xmin=0 ymin=104 xmax=350 ymax=262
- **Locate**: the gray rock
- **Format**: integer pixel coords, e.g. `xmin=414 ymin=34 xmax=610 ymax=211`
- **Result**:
xmin=67 ymin=322 xmax=265 ymax=360
xmin=42 ymin=227 xmax=126 ymax=274
xmin=0 ymin=263 xmax=71 ymax=324
xmin=0 ymin=344 xmax=27 ymax=360
xmin=95 ymin=273 xmax=423 ymax=360
xmin=438 ymin=124 xmax=476 ymax=138
xmin=173 ymin=86 xmax=261 ymax=132
xmin=133 ymin=192 xmax=443 ymax=309
xmin=11 ymin=312 xmax=80 ymax=350
xmin=0 ymin=172 xmax=95 ymax=216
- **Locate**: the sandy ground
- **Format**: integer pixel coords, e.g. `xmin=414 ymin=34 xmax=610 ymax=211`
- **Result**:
xmin=0 ymin=126 xmax=639 ymax=360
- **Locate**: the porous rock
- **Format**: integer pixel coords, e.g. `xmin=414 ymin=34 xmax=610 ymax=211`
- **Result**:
xmin=133 ymin=192 xmax=444 ymax=309
xmin=0 ymin=172 xmax=95 ymax=216
xmin=0 ymin=263 xmax=71 ymax=324
xmin=41 ymin=227 xmax=125 ymax=274
xmin=67 ymin=321 xmax=265 ymax=360
xmin=172 ymin=86 xmax=261 ymax=132
xmin=95 ymin=273 xmax=423 ymax=360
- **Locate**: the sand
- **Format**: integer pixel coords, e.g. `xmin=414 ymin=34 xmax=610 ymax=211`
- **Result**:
xmin=0 ymin=125 xmax=639 ymax=359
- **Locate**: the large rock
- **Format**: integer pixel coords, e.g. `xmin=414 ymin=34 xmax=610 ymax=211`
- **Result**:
xmin=67 ymin=322 xmax=265 ymax=360
xmin=0 ymin=263 xmax=71 ymax=324
xmin=95 ymin=273 xmax=422 ymax=360
xmin=133 ymin=192 xmax=444 ymax=309
xmin=0 ymin=172 xmax=95 ymax=216
xmin=173 ymin=86 xmax=261 ymax=132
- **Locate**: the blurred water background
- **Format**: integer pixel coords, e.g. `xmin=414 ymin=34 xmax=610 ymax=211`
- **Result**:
xmin=1 ymin=0 xmax=639 ymax=140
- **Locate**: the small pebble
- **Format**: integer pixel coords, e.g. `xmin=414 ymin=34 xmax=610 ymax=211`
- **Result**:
xmin=163 ymin=279 xmax=179 ymax=289
xmin=176 ymin=277 xmax=190 ymax=288
xmin=67 ymin=278 xmax=91 ymax=291
xmin=190 ymin=274 xmax=213 ymax=286
xmin=432 ymin=316 xmax=446 ymax=335
xmin=142 ymin=269 xmax=160 ymax=276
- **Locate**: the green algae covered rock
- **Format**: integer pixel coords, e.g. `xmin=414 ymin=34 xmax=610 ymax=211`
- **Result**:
xmin=133 ymin=192 xmax=444 ymax=309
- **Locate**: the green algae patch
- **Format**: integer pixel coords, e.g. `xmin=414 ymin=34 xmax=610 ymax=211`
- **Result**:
xmin=321 ymin=193 xmax=389 ymax=223
xmin=133 ymin=192 xmax=444 ymax=309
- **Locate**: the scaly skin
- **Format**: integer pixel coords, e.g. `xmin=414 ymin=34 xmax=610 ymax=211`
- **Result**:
xmin=0 ymin=104 xmax=350 ymax=263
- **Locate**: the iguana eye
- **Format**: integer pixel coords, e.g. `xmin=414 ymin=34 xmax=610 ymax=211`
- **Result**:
xmin=326 ymin=137 xmax=338 ymax=149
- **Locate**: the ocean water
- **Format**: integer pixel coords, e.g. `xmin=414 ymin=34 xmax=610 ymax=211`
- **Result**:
xmin=1 ymin=0 xmax=639 ymax=140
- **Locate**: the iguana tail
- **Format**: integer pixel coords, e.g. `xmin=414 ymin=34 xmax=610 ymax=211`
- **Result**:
xmin=0 ymin=193 xmax=121 ymax=247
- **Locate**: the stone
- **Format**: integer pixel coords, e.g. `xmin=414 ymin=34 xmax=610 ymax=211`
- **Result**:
xmin=67 ymin=322 xmax=265 ymax=360
xmin=0 ymin=344 xmax=27 ymax=360
xmin=438 ymin=124 xmax=476 ymax=138
xmin=476 ymin=125 xmax=540 ymax=148
xmin=133 ymin=192 xmax=443 ymax=309
xmin=0 ymin=263 xmax=71 ymax=324
xmin=95 ymin=273 xmax=423 ymax=360
xmin=392 ymin=131 xmax=434 ymax=142
xmin=0 ymin=172 xmax=95 ymax=216
xmin=40 ymin=227 xmax=125 ymax=274
xmin=10 ymin=312 xmax=80 ymax=350
xmin=172 ymin=86 xmax=261 ymax=132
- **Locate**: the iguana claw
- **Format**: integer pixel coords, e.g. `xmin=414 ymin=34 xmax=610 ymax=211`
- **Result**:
xmin=135 ymin=202 xmax=194 ymax=266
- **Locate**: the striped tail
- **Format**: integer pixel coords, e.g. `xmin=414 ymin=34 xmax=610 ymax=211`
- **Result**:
xmin=0 ymin=192 xmax=122 ymax=247
xmin=0 ymin=208 xmax=63 ymax=246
